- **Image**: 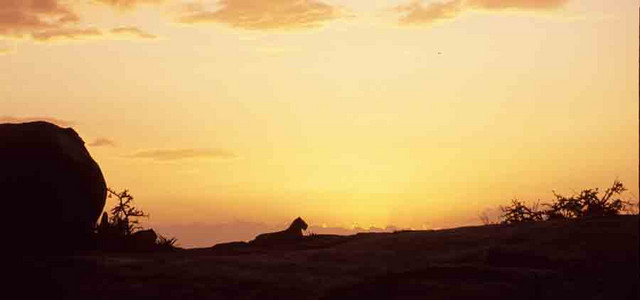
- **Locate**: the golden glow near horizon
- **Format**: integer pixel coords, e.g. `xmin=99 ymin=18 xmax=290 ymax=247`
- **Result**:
xmin=1 ymin=0 xmax=638 ymax=246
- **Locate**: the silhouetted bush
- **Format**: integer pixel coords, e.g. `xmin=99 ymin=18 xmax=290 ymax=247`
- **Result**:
xmin=95 ymin=188 xmax=178 ymax=252
xmin=546 ymin=180 xmax=629 ymax=219
xmin=623 ymin=201 xmax=639 ymax=215
xmin=499 ymin=180 xmax=633 ymax=225
xmin=156 ymin=235 xmax=179 ymax=250
xmin=500 ymin=199 xmax=545 ymax=224
xmin=106 ymin=188 xmax=148 ymax=236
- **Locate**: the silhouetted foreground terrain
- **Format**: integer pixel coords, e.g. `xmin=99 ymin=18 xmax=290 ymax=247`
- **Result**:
xmin=16 ymin=216 xmax=638 ymax=299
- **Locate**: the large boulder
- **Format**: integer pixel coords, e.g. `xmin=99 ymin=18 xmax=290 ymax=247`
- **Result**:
xmin=0 ymin=121 xmax=106 ymax=252
xmin=130 ymin=229 xmax=158 ymax=250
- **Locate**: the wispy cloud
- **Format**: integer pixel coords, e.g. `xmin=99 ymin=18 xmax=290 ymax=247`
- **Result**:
xmin=0 ymin=116 xmax=74 ymax=127
xmin=110 ymin=26 xmax=158 ymax=39
xmin=177 ymin=0 xmax=342 ymax=30
xmin=396 ymin=0 xmax=570 ymax=25
xmin=396 ymin=0 xmax=463 ymax=25
xmin=88 ymin=138 xmax=117 ymax=147
xmin=27 ymin=26 xmax=158 ymax=42
xmin=94 ymin=0 xmax=164 ymax=10
xmin=128 ymin=148 xmax=238 ymax=161
xmin=31 ymin=27 xmax=103 ymax=42
xmin=469 ymin=0 xmax=569 ymax=11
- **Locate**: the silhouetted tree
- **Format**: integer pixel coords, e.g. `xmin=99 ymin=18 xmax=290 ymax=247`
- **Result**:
xmin=106 ymin=188 xmax=148 ymax=236
xmin=546 ymin=180 xmax=629 ymax=219
xmin=499 ymin=180 xmax=632 ymax=225
xmin=95 ymin=188 xmax=179 ymax=251
xmin=500 ymin=199 xmax=545 ymax=224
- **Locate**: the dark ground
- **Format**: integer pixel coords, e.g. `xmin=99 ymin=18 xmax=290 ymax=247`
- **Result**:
xmin=13 ymin=216 xmax=638 ymax=299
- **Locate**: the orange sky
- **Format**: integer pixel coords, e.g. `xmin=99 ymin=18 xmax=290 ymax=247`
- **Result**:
xmin=1 ymin=0 xmax=638 ymax=247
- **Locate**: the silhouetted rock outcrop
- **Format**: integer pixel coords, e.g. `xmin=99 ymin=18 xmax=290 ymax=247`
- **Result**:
xmin=0 ymin=121 xmax=106 ymax=252
xmin=131 ymin=229 xmax=158 ymax=249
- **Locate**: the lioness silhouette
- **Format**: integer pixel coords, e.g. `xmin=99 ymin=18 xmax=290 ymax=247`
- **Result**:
xmin=251 ymin=217 xmax=308 ymax=245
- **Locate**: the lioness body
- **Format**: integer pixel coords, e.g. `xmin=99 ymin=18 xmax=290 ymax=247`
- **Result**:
xmin=251 ymin=217 xmax=308 ymax=246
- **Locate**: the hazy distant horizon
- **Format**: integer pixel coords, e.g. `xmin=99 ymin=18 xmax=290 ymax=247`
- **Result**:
xmin=149 ymin=214 xmax=496 ymax=248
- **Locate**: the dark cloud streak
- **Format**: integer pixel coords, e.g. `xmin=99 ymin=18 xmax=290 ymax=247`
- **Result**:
xmin=128 ymin=148 xmax=238 ymax=161
xmin=110 ymin=26 xmax=157 ymax=39
xmin=88 ymin=138 xmax=117 ymax=147
xmin=31 ymin=27 xmax=103 ymax=41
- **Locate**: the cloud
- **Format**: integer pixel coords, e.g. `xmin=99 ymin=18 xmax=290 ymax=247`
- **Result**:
xmin=177 ymin=0 xmax=342 ymax=30
xmin=110 ymin=26 xmax=157 ymax=39
xmin=468 ymin=0 xmax=569 ymax=10
xmin=94 ymin=0 xmax=164 ymax=10
xmin=0 ymin=0 xmax=79 ymax=38
xmin=128 ymin=148 xmax=238 ymax=161
xmin=397 ymin=0 xmax=463 ymax=25
xmin=30 ymin=26 xmax=158 ymax=42
xmin=396 ymin=0 xmax=570 ymax=25
xmin=88 ymin=138 xmax=117 ymax=147
xmin=31 ymin=27 xmax=103 ymax=42
xmin=0 ymin=1 xmax=157 ymax=44
xmin=0 ymin=116 xmax=74 ymax=127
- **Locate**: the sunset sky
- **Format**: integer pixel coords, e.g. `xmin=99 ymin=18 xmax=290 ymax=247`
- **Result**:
xmin=1 ymin=0 xmax=638 ymax=247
